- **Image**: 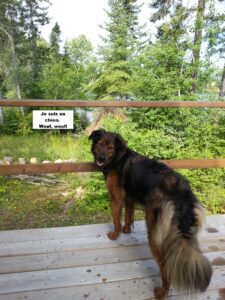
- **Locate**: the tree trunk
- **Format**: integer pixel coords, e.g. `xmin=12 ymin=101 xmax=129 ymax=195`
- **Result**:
xmin=219 ymin=63 xmax=225 ymax=98
xmin=191 ymin=0 xmax=205 ymax=92
xmin=0 ymin=91 xmax=4 ymax=125
xmin=0 ymin=108 xmax=3 ymax=124
xmin=9 ymin=23 xmax=24 ymax=115
xmin=0 ymin=23 xmax=24 ymax=115
xmin=11 ymin=36 xmax=22 ymax=99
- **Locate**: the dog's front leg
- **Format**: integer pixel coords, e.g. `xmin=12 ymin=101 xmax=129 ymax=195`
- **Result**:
xmin=106 ymin=171 xmax=125 ymax=240
xmin=107 ymin=194 xmax=123 ymax=240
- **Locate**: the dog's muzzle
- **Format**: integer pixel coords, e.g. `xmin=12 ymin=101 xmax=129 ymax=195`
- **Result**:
xmin=96 ymin=153 xmax=106 ymax=167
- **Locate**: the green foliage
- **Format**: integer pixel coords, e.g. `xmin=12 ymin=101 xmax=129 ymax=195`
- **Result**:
xmin=180 ymin=169 xmax=225 ymax=214
xmin=0 ymin=0 xmax=50 ymax=99
xmin=17 ymin=113 xmax=33 ymax=135
xmin=39 ymin=35 xmax=97 ymax=100
xmin=64 ymin=35 xmax=93 ymax=66
xmin=131 ymin=44 xmax=195 ymax=100
xmin=0 ymin=108 xmax=21 ymax=135
xmin=128 ymin=107 xmax=225 ymax=158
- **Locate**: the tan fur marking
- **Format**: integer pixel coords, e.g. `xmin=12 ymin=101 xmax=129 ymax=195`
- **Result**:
xmin=194 ymin=202 xmax=206 ymax=232
xmin=154 ymin=201 xmax=175 ymax=247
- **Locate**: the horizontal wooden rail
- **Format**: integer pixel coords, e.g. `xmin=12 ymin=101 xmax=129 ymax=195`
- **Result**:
xmin=1 ymin=159 xmax=225 ymax=176
xmin=0 ymin=163 xmax=97 ymax=176
xmin=1 ymin=99 xmax=225 ymax=108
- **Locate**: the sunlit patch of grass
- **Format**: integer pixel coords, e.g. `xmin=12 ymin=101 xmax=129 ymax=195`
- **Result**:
xmin=0 ymin=133 xmax=92 ymax=162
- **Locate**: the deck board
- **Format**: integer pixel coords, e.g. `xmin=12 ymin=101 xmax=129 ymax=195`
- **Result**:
xmin=0 ymin=215 xmax=225 ymax=300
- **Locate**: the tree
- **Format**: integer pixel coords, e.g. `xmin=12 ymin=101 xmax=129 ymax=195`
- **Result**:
xmin=64 ymin=35 xmax=93 ymax=66
xmin=0 ymin=1 xmax=22 ymax=97
xmin=0 ymin=0 xmax=50 ymax=100
xmin=91 ymin=0 xmax=145 ymax=100
xmin=150 ymin=0 xmax=174 ymax=21
xmin=0 ymin=0 xmax=25 ymax=114
xmin=49 ymin=22 xmax=61 ymax=57
xmin=40 ymin=35 xmax=97 ymax=100
xmin=133 ymin=2 xmax=193 ymax=100
xmin=149 ymin=0 xmax=210 ymax=94
xmin=206 ymin=0 xmax=225 ymax=97
xmin=191 ymin=0 xmax=206 ymax=92
xmin=20 ymin=0 xmax=50 ymax=98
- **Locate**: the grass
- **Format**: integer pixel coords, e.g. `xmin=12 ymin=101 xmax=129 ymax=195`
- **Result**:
xmin=0 ymin=133 xmax=224 ymax=230
xmin=0 ymin=172 xmax=145 ymax=230
xmin=0 ymin=133 xmax=92 ymax=163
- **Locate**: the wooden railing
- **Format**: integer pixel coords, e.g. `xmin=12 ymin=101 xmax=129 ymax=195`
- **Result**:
xmin=0 ymin=99 xmax=225 ymax=175
xmin=1 ymin=99 xmax=225 ymax=108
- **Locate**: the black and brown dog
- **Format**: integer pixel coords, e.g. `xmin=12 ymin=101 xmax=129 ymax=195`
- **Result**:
xmin=89 ymin=129 xmax=212 ymax=300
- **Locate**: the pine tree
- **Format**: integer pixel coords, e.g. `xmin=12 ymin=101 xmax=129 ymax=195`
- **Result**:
xmin=20 ymin=0 xmax=50 ymax=97
xmin=50 ymin=22 xmax=61 ymax=57
xmin=150 ymin=0 xmax=174 ymax=21
xmin=149 ymin=0 xmax=208 ymax=94
xmin=92 ymin=0 xmax=145 ymax=100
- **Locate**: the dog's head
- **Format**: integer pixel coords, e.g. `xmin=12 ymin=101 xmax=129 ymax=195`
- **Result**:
xmin=89 ymin=129 xmax=127 ymax=169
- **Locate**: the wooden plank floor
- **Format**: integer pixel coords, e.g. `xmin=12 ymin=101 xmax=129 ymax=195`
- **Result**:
xmin=0 ymin=215 xmax=224 ymax=300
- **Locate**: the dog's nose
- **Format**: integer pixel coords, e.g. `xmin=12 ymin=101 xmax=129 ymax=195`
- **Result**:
xmin=98 ymin=153 xmax=106 ymax=162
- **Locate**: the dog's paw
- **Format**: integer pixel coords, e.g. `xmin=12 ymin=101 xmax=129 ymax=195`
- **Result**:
xmin=107 ymin=231 xmax=120 ymax=240
xmin=122 ymin=225 xmax=131 ymax=234
xmin=154 ymin=287 xmax=168 ymax=300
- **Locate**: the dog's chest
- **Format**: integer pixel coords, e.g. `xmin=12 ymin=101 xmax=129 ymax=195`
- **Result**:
xmin=106 ymin=170 xmax=120 ymax=191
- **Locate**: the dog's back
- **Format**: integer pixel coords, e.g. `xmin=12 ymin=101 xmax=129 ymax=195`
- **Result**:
xmin=119 ymin=151 xmax=171 ymax=203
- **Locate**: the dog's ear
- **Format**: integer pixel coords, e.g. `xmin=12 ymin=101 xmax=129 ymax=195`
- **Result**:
xmin=89 ymin=129 xmax=105 ymax=141
xmin=114 ymin=134 xmax=126 ymax=151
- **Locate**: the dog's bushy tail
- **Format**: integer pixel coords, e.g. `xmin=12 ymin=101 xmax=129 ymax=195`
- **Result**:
xmin=149 ymin=200 xmax=212 ymax=293
xmin=162 ymin=227 xmax=212 ymax=292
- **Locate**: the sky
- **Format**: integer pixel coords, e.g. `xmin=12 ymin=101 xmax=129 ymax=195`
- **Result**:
xmin=41 ymin=0 xmax=149 ymax=47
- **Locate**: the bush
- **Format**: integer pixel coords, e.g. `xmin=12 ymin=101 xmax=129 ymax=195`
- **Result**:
xmin=0 ymin=108 xmax=21 ymax=135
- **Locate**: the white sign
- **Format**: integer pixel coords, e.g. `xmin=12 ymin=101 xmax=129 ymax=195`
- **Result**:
xmin=33 ymin=110 xmax=74 ymax=130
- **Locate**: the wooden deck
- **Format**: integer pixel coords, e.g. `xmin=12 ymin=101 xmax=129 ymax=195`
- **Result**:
xmin=0 ymin=215 xmax=224 ymax=300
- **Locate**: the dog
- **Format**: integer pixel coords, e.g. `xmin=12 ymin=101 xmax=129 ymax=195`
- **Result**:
xmin=89 ymin=129 xmax=212 ymax=300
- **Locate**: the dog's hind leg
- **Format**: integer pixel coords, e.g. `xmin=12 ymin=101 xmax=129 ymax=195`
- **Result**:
xmin=146 ymin=204 xmax=171 ymax=300
xmin=123 ymin=197 xmax=134 ymax=234
xmin=154 ymin=268 xmax=170 ymax=300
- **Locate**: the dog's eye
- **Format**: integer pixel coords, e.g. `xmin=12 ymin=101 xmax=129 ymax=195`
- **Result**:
xmin=97 ymin=142 xmax=104 ymax=146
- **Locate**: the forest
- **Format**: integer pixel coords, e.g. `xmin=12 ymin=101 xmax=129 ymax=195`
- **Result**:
xmin=0 ymin=0 xmax=225 ymax=229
